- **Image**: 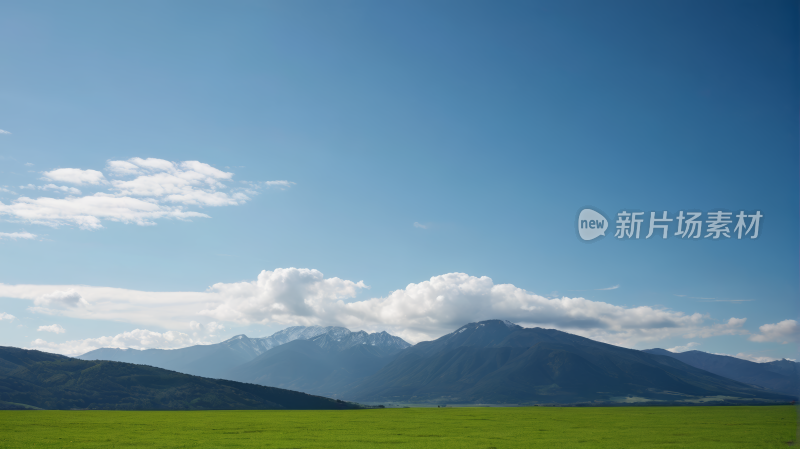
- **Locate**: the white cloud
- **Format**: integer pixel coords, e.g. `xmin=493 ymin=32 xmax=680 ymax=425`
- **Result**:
xmin=0 ymin=129 xmax=10 ymax=135
xmin=413 ymin=222 xmax=427 ymax=229
xmin=189 ymin=320 xmax=225 ymax=338
xmin=0 ymin=312 xmax=15 ymax=321
xmin=40 ymin=184 xmax=81 ymax=195
xmin=263 ymin=180 xmax=295 ymax=189
xmin=749 ymin=320 xmax=799 ymax=344
xmin=201 ymin=268 xmax=368 ymax=325
xmin=597 ymin=285 xmax=619 ymax=291
xmin=30 ymin=328 xmax=210 ymax=357
xmin=0 ymin=269 xmax=753 ymax=348
xmin=0 ymin=283 xmax=216 ymax=330
xmin=37 ymin=324 xmax=66 ymax=334
xmin=106 ymin=158 xmax=252 ymax=207
xmin=667 ymin=342 xmax=700 ymax=352
xmin=0 ymin=193 xmax=209 ymax=229
xmin=733 ymin=353 xmax=787 ymax=363
xmin=106 ymin=160 xmax=141 ymax=176
xmin=25 ymin=163 xmax=33 ymax=167
xmin=0 ymin=232 xmax=36 ymax=240
xmin=1 ymin=158 xmax=291 ymax=230
xmin=42 ymin=168 xmax=107 ymax=186
xmin=34 ymin=289 xmax=89 ymax=308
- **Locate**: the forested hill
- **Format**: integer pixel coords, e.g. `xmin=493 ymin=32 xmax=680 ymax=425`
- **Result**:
xmin=0 ymin=346 xmax=361 ymax=410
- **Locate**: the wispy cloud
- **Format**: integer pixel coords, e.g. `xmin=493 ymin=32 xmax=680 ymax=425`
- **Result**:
xmin=676 ymin=294 xmax=753 ymax=302
xmin=0 ymin=130 xmax=10 ymax=135
xmin=30 ymin=324 xmax=224 ymax=357
xmin=0 ymin=232 xmax=36 ymax=240
xmin=37 ymin=324 xmax=66 ymax=334
xmin=24 ymin=162 xmax=33 ymax=167
xmin=568 ymin=284 xmax=620 ymax=292
xmin=675 ymin=294 xmax=716 ymax=300
xmin=262 ymin=180 xmax=295 ymax=189
xmin=413 ymin=222 xmax=427 ymax=229
xmin=0 ymin=158 xmax=293 ymax=230
xmin=40 ymin=184 xmax=81 ymax=195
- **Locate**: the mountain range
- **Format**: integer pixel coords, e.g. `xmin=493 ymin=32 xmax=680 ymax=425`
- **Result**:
xmin=0 ymin=346 xmax=360 ymax=410
xmin=77 ymin=326 xmax=337 ymax=378
xmin=79 ymin=326 xmax=411 ymax=398
xmin=70 ymin=320 xmax=797 ymax=406
xmin=642 ymin=348 xmax=798 ymax=397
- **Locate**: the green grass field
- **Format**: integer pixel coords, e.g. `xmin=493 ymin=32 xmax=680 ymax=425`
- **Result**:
xmin=0 ymin=406 xmax=795 ymax=448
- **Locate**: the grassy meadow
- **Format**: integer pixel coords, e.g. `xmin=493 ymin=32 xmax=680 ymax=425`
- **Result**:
xmin=0 ymin=405 xmax=795 ymax=448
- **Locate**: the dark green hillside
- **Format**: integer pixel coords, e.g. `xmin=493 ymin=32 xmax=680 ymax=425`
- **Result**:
xmin=0 ymin=346 xmax=361 ymax=410
xmin=347 ymin=320 xmax=795 ymax=404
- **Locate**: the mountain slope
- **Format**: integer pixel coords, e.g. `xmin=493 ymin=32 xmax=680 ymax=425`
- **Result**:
xmin=0 ymin=346 xmax=360 ymax=410
xmin=642 ymin=349 xmax=799 ymax=397
xmin=346 ymin=320 xmax=794 ymax=404
xmin=224 ymin=331 xmax=410 ymax=398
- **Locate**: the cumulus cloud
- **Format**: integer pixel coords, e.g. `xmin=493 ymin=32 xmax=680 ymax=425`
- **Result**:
xmin=0 ymin=158 xmax=292 ymax=230
xmin=667 ymin=342 xmax=700 ymax=352
xmin=201 ymin=268 xmax=368 ymax=324
xmin=29 ymin=328 xmax=212 ymax=357
xmin=0 ymin=129 xmax=10 ymax=135
xmin=0 ymin=312 xmax=15 ymax=321
xmin=749 ymin=320 xmax=799 ymax=344
xmin=0 ymin=269 xmax=755 ymax=347
xmin=37 ymin=324 xmax=66 ymax=334
xmin=42 ymin=168 xmax=106 ymax=186
xmin=0 ymin=231 xmax=36 ymax=240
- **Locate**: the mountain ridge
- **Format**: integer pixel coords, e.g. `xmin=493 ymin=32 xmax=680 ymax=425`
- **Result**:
xmin=77 ymin=326 xmax=410 ymax=381
xmin=642 ymin=348 xmax=799 ymax=397
xmin=344 ymin=320 xmax=794 ymax=404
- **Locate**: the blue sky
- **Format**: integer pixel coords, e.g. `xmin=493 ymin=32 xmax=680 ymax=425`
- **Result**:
xmin=0 ymin=0 xmax=797 ymax=361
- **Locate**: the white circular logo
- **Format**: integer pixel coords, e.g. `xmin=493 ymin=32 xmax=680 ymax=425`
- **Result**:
xmin=578 ymin=208 xmax=607 ymax=241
